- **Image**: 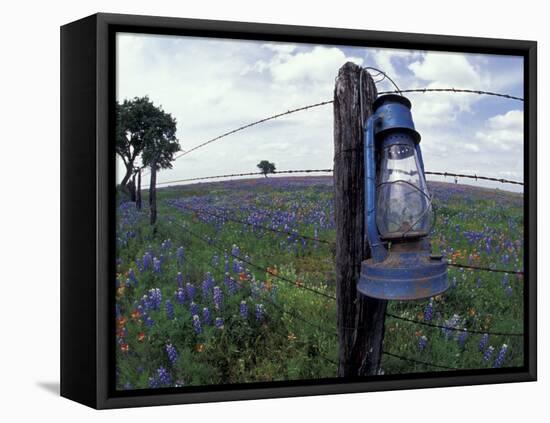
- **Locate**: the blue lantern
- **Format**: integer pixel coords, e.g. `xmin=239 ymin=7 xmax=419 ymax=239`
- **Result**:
xmin=357 ymin=94 xmax=448 ymax=300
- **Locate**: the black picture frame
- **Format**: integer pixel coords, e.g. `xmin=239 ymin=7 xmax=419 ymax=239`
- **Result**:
xmin=60 ymin=12 xmax=537 ymax=409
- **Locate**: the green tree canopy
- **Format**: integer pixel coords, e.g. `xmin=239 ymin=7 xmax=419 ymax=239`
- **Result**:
xmin=116 ymin=96 xmax=180 ymax=185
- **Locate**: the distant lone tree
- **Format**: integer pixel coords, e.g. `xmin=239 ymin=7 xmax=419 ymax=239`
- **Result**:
xmin=257 ymin=160 xmax=276 ymax=177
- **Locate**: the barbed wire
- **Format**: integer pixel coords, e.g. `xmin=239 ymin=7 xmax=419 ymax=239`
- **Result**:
xmin=172 ymin=101 xmax=333 ymax=159
xmin=177 ymin=233 xmax=340 ymax=364
xmin=448 ymin=262 xmax=524 ymax=275
xmin=148 ymin=169 xmax=523 ymax=188
xmin=382 ymin=351 xmax=459 ymax=370
xmin=138 ymin=87 xmax=522 ymax=175
xmin=385 ymin=312 xmax=523 ymax=337
xmin=168 ymin=217 xmax=337 ymax=301
xmin=378 ymin=88 xmax=524 ymax=102
xmin=149 ymin=169 xmax=334 ymax=188
xmin=168 ymin=216 xmax=455 ymax=370
xmin=197 ymin=240 xmax=338 ymax=336
xmin=425 ymin=171 xmax=523 ymax=186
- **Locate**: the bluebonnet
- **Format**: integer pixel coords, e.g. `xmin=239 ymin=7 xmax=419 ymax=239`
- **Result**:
xmin=165 ymin=299 xmax=174 ymax=320
xmin=423 ymin=300 xmax=433 ymax=322
xmin=213 ymin=286 xmax=223 ymax=310
xmin=255 ymin=303 xmax=265 ymax=322
xmin=148 ymin=377 xmax=160 ymax=389
xmin=476 ymin=277 xmax=482 ymax=288
xmin=186 ymin=283 xmax=196 ymax=301
xmin=144 ymin=314 xmax=155 ymax=328
xmin=505 ymin=285 xmax=513 ymax=297
xmin=115 ymin=303 xmax=121 ymax=318
xmin=192 ymin=315 xmax=202 ymax=334
xmin=150 ymin=366 xmax=171 ymax=387
xmin=232 ymin=259 xmax=241 ymax=273
xmin=212 ymin=255 xmax=219 ymax=267
xmin=176 ymin=272 xmax=184 ymax=288
xmin=202 ymin=307 xmax=211 ymax=325
xmin=128 ymin=268 xmax=137 ymax=285
xmin=479 ymin=333 xmax=489 ymax=352
xmin=457 ymin=330 xmax=468 ymax=349
xmin=493 ymin=344 xmax=508 ymax=368
xmin=165 ymin=343 xmax=178 ymax=365
xmin=177 ymin=246 xmax=185 ymax=266
xmin=483 ymin=346 xmax=495 ymax=362
xmin=143 ymin=252 xmax=153 ymax=271
xmin=202 ymin=279 xmax=211 ymax=300
xmin=190 ymin=301 xmax=199 ymax=317
xmin=231 ymin=244 xmax=240 ymax=257
xmin=418 ymin=335 xmax=428 ymax=351
xmin=239 ymin=301 xmax=248 ymax=319
xmin=153 ymin=257 xmax=162 ymax=273
xmin=174 ymin=288 xmax=185 ymax=305
xmin=145 ymin=288 xmax=162 ymax=311
xmin=215 ymin=317 xmax=224 ymax=329
xmin=224 ymin=259 xmax=230 ymax=273
xmin=228 ymin=276 xmax=238 ymax=295
xmin=202 ymin=272 xmax=214 ymax=299
xmin=501 ymin=273 xmax=509 ymax=288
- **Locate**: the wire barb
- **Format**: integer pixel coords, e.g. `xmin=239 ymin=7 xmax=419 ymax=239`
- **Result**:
xmin=385 ymin=312 xmax=523 ymax=337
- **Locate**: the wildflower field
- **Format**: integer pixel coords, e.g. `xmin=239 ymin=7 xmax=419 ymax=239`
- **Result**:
xmin=115 ymin=176 xmax=524 ymax=390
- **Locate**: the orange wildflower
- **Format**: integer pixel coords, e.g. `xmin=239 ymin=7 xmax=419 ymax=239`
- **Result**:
xmin=195 ymin=343 xmax=205 ymax=353
xmin=131 ymin=309 xmax=141 ymax=320
xmin=137 ymin=332 xmax=146 ymax=342
xmin=116 ymin=316 xmax=127 ymax=329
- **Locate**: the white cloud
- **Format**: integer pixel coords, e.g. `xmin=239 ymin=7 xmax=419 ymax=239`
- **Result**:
xmin=116 ymin=33 xmax=524 ymax=192
xmin=409 ymin=52 xmax=482 ymax=87
xmin=475 ymin=110 xmax=523 ymax=151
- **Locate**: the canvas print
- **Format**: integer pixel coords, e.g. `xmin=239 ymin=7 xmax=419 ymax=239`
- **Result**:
xmin=114 ymin=32 xmax=524 ymax=391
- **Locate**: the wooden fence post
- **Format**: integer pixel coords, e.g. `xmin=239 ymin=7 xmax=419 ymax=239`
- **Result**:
xmin=334 ymin=62 xmax=388 ymax=376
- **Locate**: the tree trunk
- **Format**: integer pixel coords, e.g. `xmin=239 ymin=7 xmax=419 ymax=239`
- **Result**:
xmin=333 ymin=62 xmax=387 ymax=377
xmin=120 ymin=161 xmax=133 ymax=187
xmin=149 ymin=163 xmax=157 ymax=225
xmin=128 ymin=172 xmax=137 ymax=202
xmin=136 ymin=168 xmax=142 ymax=210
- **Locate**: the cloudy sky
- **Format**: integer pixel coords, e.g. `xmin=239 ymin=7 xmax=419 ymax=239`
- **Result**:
xmin=116 ymin=33 xmax=524 ymax=192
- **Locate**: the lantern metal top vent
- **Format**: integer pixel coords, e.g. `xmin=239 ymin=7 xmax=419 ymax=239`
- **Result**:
xmin=357 ymin=94 xmax=449 ymax=300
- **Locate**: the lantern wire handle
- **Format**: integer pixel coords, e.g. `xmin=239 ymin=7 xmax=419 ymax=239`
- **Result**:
xmin=359 ymin=66 xmax=403 ymax=131
xmin=375 ymin=179 xmax=436 ymax=238
xmin=364 ymin=67 xmax=403 ymax=96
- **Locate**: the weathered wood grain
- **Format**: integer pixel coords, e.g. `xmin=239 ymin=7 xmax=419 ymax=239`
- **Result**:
xmin=333 ymin=62 xmax=387 ymax=376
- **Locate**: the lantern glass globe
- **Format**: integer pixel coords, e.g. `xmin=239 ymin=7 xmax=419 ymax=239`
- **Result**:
xmin=376 ymin=135 xmax=432 ymax=240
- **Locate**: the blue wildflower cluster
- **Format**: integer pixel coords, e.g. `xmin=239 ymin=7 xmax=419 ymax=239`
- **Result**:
xmin=149 ymin=366 xmax=172 ymax=388
xmin=493 ymin=344 xmax=508 ymax=368
xmin=239 ymin=301 xmax=248 ymax=319
xmin=165 ymin=343 xmax=178 ymax=365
